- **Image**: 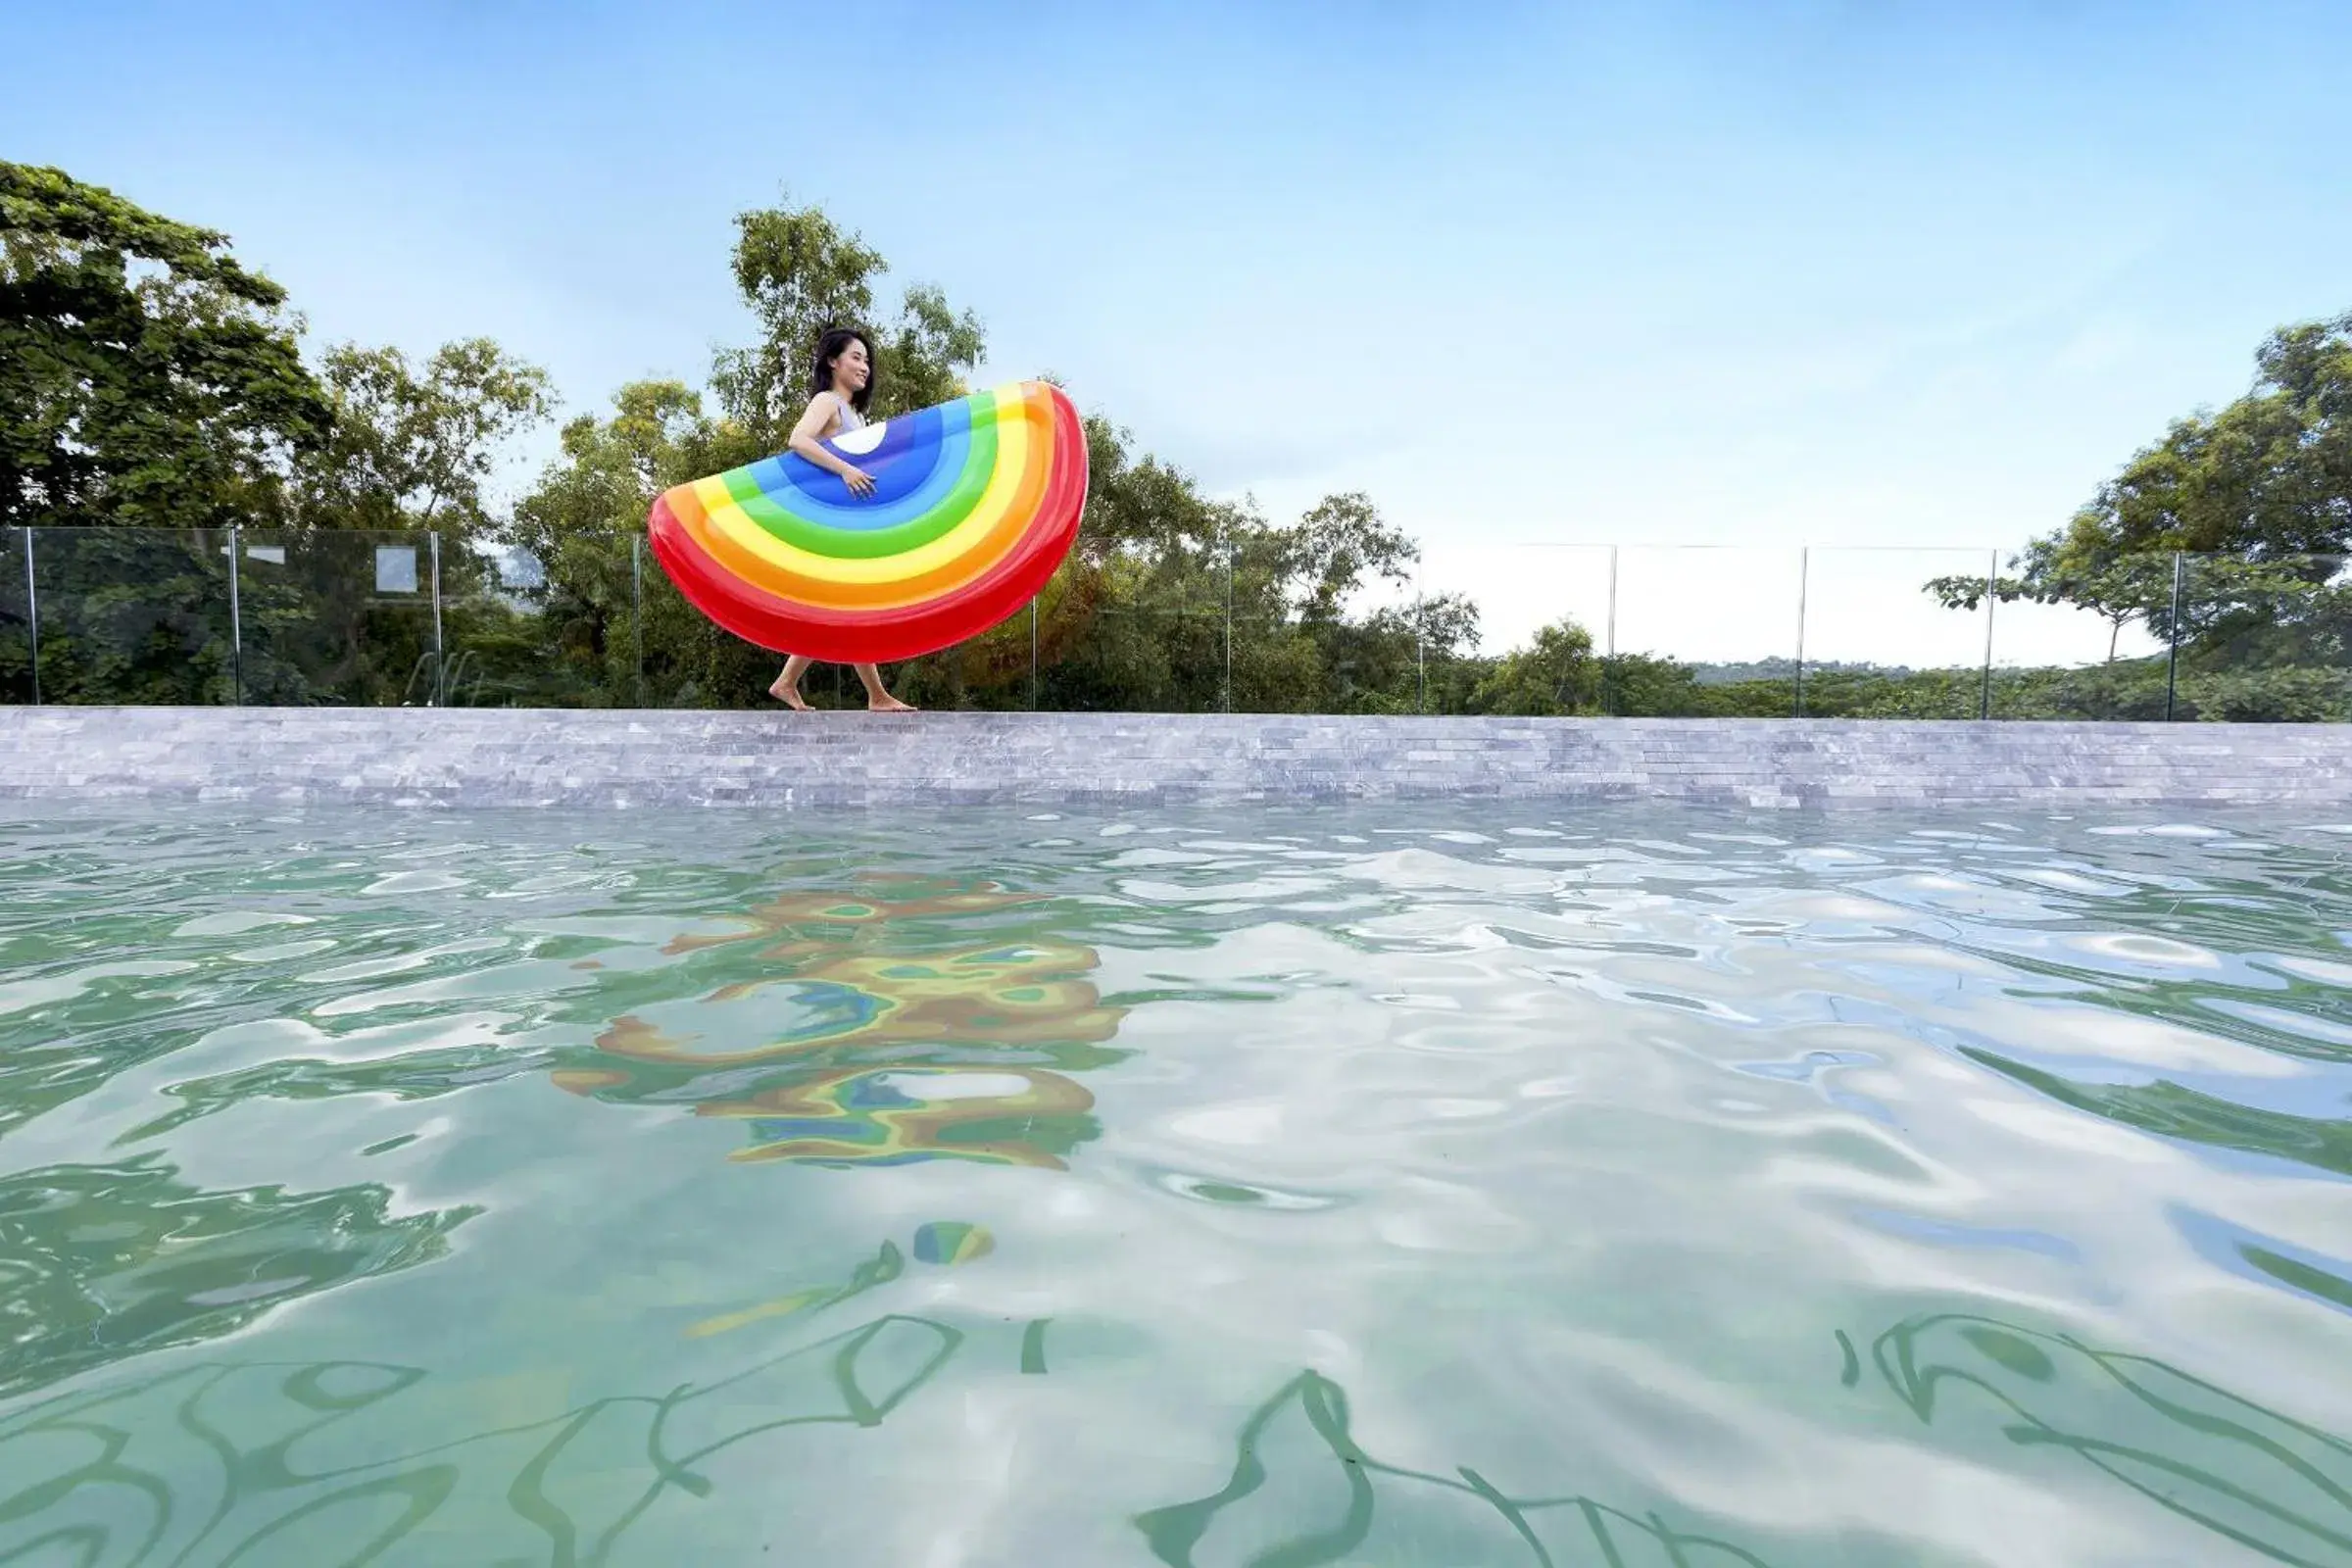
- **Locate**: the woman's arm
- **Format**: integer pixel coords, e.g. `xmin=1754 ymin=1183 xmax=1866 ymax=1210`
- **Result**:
xmin=787 ymin=394 xmax=875 ymax=496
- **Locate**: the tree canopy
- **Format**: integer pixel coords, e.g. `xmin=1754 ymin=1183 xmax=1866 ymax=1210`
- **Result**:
xmin=1928 ymin=313 xmax=2352 ymax=689
xmin=2069 ymin=313 xmax=2352 ymax=560
xmin=302 ymin=338 xmax=553 ymax=540
xmin=709 ymin=202 xmax=984 ymax=445
xmin=0 ymin=162 xmax=332 ymax=529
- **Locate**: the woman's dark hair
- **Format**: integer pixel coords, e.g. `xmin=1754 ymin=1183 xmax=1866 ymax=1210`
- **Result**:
xmin=810 ymin=325 xmax=877 ymax=414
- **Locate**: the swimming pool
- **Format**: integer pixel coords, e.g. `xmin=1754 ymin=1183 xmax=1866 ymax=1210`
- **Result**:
xmin=1 ymin=803 xmax=2347 ymax=1565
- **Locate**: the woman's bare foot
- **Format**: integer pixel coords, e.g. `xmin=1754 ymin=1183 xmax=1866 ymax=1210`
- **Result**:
xmin=849 ymin=662 xmax=914 ymax=711
xmin=769 ymin=678 xmax=812 ymax=711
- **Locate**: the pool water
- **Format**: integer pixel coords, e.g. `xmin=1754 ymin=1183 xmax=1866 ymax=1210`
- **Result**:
xmin=1 ymin=804 xmax=2348 ymax=1566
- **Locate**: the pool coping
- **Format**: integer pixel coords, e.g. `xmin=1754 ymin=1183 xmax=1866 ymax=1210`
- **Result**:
xmin=0 ymin=707 xmax=2334 ymax=810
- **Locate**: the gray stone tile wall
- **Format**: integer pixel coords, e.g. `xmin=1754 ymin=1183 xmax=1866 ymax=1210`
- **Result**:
xmin=0 ymin=707 xmax=2335 ymax=811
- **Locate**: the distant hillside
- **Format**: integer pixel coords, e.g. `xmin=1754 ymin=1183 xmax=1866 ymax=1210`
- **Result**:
xmin=1688 ymin=658 xmax=1925 ymax=686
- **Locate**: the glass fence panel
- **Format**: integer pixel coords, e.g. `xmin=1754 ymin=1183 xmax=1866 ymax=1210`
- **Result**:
xmin=1147 ymin=524 xmax=1424 ymax=715
xmin=631 ymin=547 xmax=735 ymax=710
xmin=889 ymin=602 xmax=1035 ymax=711
xmin=21 ymin=526 xmax=2352 ymax=728
xmin=1322 ymin=536 xmax=1419 ymax=715
xmin=27 ymin=527 xmax=236 ymax=705
xmin=234 ymin=530 xmax=439 ymax=706
xmin=438 ymin=538 xmax=636 ymax=709
xmin=0 ymin=528 xmax=31 ymax=705
xmin=1030 ymin=538 xmax=1228 ymax=712
xmin=1608 ymin=547 xmax=1804 ymax=716
xmin=1798 ymin=548 xmax=1995 ymax=719
xmin=1026 ymin=564 xmax=1096 ymax=712
xmin=1042 ymin=603 xmax=1226 ymax=712
xmin=1225 ymin=612 xmax=1291 ymax=713
xmin=2173 ymin=554 xmax=2352 ymax=723
xmin=1225 ymin=544 xmax=1301 ymax=716
xmin=801 ymin=662 xmax=882 ymax=711
xmin=1984 ymin=551 xmax=2172 ymax=720
xmin=1416 ymin=543 xmax=1615 ymax=715
xmin=1223 ymin=611 xmax=1423 ymax=715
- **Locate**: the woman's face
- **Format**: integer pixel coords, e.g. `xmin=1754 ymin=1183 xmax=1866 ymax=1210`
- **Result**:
xmin=832 ymin=338 xmax=871 ymax=392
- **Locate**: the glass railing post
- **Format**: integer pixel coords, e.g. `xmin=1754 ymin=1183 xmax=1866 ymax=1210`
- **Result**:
xmin=427 ymin=531 xmax=445 ymax=707
xmin=1793 ymin=546 xmax=1809 ymax=717
xmin=226 ymin=523 xmax=244 ymax=705
xmin=1980 ymin=548 xmax=1997 ymax=720
xmin=2165 ymin=551 xmax=2183 ymax=722
xmin=1223 ymin=532 xmax=1234 ymax=714
xmin=1604 ymin=545 xmax=1619 ymax=716
xmin=630 ymin=534 xmax=646 ymax=709
xmin=1414 ymin=554 xmax=1427 ymax=715
xmin=23 ymin=527 xmax=39 ymax=706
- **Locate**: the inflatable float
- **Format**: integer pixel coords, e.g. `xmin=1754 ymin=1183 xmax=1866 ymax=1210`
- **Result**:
xmin=646 ymin=380 xmax=1088 ymax=663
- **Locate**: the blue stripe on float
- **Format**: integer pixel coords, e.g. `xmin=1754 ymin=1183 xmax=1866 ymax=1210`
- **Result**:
xmin=758 ymin=402 xmax=977 ymax=530
xmin=746 ymin=406 xmax=933 ymax=507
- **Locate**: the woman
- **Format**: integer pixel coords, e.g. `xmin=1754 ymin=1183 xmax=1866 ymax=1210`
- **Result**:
xmin=768 ymin=325 xmax=917 ymax=712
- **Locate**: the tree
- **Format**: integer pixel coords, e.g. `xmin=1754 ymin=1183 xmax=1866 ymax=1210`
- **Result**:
xmin=508 ymin=379 xmax=727 ymax=706
xmin=1273 ymin=493 xmax=1477 ymax=712
xmin=1932 ymin=312 xmax=2352 ymax=670
xmin=1027 ymin=438 xmax=1478 ymax=714
xmin=205 ymin=339 xmax=555 ymax=707
xmin=1469 ymin=619 xmax=1602 ymax=715
xmin=1282 ymin=493 xmax=1415 ymax=626
xmin=301 ymin=337 xmax=553 ymax=542
xmin=1928 ymin=544 xmax=2177 ymax=663
xmin=708 ymin=199 xmax=983 ymax=443
xmin=0 ymin=167 xmax=556 ymax=706
xmin=0 ymin=162 xmax=332 ymax=528
xmin=2067 ymin=311 xmax=2352 ymax=560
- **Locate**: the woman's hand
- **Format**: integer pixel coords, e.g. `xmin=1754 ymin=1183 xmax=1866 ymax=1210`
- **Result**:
xmin=841 ymin=464 xmax=876 ymax=498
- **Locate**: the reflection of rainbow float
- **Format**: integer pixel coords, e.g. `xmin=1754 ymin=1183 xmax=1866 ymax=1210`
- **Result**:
xmin=646 ymin=381 xmax=1089 ymax=662
xmin=556 ymin=1059 xmax=1099 ymax=1169
xmin=710 ymin=1065 xmax=1095 ymax=1168
xmin=553 ymin=927 xmax=1125 ymax=1169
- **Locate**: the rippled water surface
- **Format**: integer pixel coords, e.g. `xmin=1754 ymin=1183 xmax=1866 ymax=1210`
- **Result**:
xmin=3 ymin=802 xmax=2350 ymax=1566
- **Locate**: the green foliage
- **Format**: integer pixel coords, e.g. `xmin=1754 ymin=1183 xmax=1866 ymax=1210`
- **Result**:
xmin=708 ymin=199 xmax=983 ymax=444
xmin=2176 ymin=665 xmax=2348 ymax=723
xmin=18 ymin=527 xmax=238 ymax=705
xmin=0 ymin=166 xmax=563 ymax=706
xmin=1929 ymin=549 xmax=2176 ymax=663
xmin=1935 ymin=314 xmax=2352 ymax=677
xmin=301 ymin=338 xmax=553 ymax=541
xmin=1 ymin=162 xmax=332 ymax=529
xmin=507 ymin=380 xmax=723 ymax=707
xmin=1005 ymin=425 xmax=1474 ymax=714
xmin=1574 ymin=656 xmax=2350 ymax=724
xmin=2074 ymin=311 xmax=2352 ymax=560
xmin=1467 ymin=620 xmax=1602 ymax=715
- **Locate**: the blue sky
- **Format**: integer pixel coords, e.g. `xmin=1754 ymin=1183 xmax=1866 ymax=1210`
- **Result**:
xmin=5 ymin=0 xmax=2347 ymax=656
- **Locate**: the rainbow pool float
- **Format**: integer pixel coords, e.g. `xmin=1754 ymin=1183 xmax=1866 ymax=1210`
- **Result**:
xmin=646 ymin=380 xmax=1088 ymax=662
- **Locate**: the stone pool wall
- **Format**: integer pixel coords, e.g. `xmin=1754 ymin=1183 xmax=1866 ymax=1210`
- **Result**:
xmin=1 ymin=707 xmax=2344 ymax=810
